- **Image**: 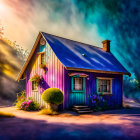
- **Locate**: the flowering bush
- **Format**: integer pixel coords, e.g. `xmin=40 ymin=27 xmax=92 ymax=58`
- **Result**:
xmin=39 ymin=63 xmax=47 ymax=74
xmin=15 ymin=91 xmax=43 ymax=111
xmin=89 ymin=94 xmax=107 ymax=111
xmin=20 ymin=100 xmax=41 ymax=111
xmin=30 ymin=74 xmax=41 ymax=82
xmin=89 ymin=94 xmax=103 ymax=104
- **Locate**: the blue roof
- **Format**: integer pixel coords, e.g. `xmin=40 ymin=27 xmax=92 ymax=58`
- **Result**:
xmin=42 ymin=32 xmax=129 ymax=74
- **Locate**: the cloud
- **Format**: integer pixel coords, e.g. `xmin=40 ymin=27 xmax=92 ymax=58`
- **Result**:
xmin=1 ymin=0 xmax=102 ymax=51
xmin=1 ymin=0 xmax=140 ymax=100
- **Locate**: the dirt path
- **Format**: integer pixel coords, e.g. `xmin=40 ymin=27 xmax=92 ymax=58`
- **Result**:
xmin=0 ymin=106 xmax=140 ymax=140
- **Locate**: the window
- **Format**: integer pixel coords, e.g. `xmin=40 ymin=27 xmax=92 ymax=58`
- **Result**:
xmin=71 ymin=77 xmax=85 ymax=92
xmin=40 ymin=53 xmax=45 ymax=64
xmin=32 ymin=81 xmax=38 ymax=90
xmin=73 ymin=77 xmax=83 ymax=90
xmin=97 ymin=78 xmax=112 ymax=94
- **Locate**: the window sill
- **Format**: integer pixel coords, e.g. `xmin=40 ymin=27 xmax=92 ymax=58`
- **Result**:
xmin=98 ymin=93 xmax=112 ymax=96
xmin=71 ymin=90 xmax=84 ymax=93
xmin=32 ymin=90 xmax=38 ymax=92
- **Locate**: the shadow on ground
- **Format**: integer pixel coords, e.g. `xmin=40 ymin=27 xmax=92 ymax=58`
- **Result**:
xmin=0 ymin=108 xmax=140 ymax=140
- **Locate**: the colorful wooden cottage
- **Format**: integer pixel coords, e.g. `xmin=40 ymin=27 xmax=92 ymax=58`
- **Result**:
xmin=17 ymin=32 xmax=130 ymax=110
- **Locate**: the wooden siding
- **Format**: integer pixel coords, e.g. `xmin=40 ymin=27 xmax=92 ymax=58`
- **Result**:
xmin=25 ymin=35 xmax=123 ymax=110
xmin=69 ymin=77 xmax=85 ymax=106
xmin=69 ymin=92 xmax=85 ymax=106
xmin=26 ymin=39 xmax=65 ymax=108
xmin=65 ymin=71 xmax=123 ymax=109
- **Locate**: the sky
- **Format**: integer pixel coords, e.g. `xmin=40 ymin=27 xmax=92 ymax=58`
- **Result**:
xmin=0 ymin=0 xmax=140 ymax=79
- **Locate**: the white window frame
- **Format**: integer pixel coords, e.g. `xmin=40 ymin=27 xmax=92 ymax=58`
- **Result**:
xmin=96 ymin=77 xmax=113 ymax=95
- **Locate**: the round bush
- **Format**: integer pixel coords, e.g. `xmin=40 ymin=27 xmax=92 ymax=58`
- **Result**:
xmin=42 ymin=88 xmax=64 ymax=105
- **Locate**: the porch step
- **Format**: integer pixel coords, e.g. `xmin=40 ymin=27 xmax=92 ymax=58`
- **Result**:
xmin=78 ymin=110 xmax=93 ymax=114
xmin=73 ymin=105 xmax=93 ymax=114
xmin=75 ymin=108 xmax=91 ymax=111
xmin=73 ymin=105 xmax=89 ymax=108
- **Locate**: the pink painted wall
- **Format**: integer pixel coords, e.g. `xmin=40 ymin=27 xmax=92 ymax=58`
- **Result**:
xmin=26 ymin=37 xmax=65 ymax=107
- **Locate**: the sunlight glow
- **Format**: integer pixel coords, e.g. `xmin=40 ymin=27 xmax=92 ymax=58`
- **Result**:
xmin=0 ymin=1 xmax=6 ymax=14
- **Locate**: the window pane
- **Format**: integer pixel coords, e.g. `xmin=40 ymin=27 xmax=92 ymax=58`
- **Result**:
xmin=41 ymin=53 xmax=45 ymax=64
xmin=98 ymin=79 xmax=111 ymax=93
xmin=73 ymin=77 xmax=83 ymax=90
xmin=107 ymin=80 xmax=110 ymax=92
xmin=32 ymin=81 xmax=37 ymax=90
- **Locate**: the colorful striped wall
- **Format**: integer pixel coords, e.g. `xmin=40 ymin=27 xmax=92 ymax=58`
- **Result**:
xmin=26 ymin=39 xmax=65 ymax=108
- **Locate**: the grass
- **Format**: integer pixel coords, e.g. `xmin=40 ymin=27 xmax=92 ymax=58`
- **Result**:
xmin=39 ymin=108 xmax=58 ymax=115
xmin=0 ymin=111 xmax=15 ymax=118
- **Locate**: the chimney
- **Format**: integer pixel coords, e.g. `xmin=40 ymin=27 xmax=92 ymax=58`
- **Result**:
xmin=102 ymin=40 xmax=110 ymax=52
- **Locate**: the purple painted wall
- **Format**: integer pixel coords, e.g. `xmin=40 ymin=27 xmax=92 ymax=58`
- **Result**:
xmin=64 ymin=70 xmax=123 ymax=109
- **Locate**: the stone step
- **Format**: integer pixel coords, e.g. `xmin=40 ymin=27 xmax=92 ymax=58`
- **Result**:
xmin=77 ymin=110 xmax=93 ymax=114
xmin=75 ymin=108 xmax=91 ymax=111
xmin=73 ymin=105 xmax=89 ymax=108
xmin=72 ymin=105 xmax=93 ymax=114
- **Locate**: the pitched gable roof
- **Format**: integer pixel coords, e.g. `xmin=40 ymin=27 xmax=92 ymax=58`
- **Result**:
xmin=17 ymin=32 xmax=130 ymax=81
xmin=42 ymin=32 xmax=130 ymax=74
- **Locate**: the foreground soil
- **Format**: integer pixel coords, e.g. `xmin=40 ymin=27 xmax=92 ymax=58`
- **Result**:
xmin=0 ymin=106 xmax=140 ymax=140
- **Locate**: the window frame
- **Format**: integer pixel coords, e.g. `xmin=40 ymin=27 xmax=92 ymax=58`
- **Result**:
xmin=40 ymin=52 xmax=45 ymax=64
xmin=96 ymin=77 xmax=113 ymax=95
xmin=71 ymin=75 xmax=85 ymax=92
xmin=32 ymin=81 xmax=38 ymax=91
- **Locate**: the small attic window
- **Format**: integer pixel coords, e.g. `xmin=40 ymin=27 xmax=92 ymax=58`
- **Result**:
xmin=40 ymin=38 xmax=46 ymax=52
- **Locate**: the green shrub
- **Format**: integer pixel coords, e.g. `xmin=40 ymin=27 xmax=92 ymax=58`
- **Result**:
xmin=39 ymin=108 xmax=58 ymax=115
xmin=14 ymin=90 xmax=26 ymax=108
xmin=0 ymin=111 xmax=15 ymax=118
xmin=42 ymin=88 xmax=64 ymax=105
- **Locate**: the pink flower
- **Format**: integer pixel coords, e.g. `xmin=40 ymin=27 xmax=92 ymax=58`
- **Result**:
xmin=27 ymin=100 xmax=32 ymax=105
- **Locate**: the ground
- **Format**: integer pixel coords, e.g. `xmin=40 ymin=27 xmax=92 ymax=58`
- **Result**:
xmin=0 ymin=105 xmax=140 ymax=140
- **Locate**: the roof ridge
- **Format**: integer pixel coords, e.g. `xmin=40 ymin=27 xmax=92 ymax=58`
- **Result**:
xmin=41 ymin=31 xmax=102 ymax=50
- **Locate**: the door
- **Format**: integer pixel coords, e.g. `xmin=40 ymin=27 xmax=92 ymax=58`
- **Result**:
xmin=69 ymin=76 xmax=85 ymax=106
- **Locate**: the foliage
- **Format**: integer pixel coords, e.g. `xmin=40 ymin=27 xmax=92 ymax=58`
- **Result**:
xmin=89 ymin=94 xmax=103 ymax=104
xmin=101 ymin=100 xmax=111 ymax=110
xmin=39 ymin=63 xmax=47 ymax=69
xmin=89 ymin=94 xmax=110 ymax=111
xmin=39 ymin=63 xmax=47 ymax=74
xmin=30 ymin=74 xmax=42 ymax=86
xmin=30 ymin=74 xmax=41 ymax=82
xmin=123 ymin=73 xmax=140 ymax=102
xmin=39 ymin=108 xmax=58 ymax=115
xmin=15 ymin=90 xmax=42 ymax=111
xmin=42 ymin=88 xmax=64 ymax=105
xmin=20 ymin=100 xmax=41 ymax=111
xmin=14 ymin=90 xmax=26 ymax=108
xmin=2 ymin=38 xmax=29 ymax=61
xmin=0 ymin=111 xmax=15 ymax=118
